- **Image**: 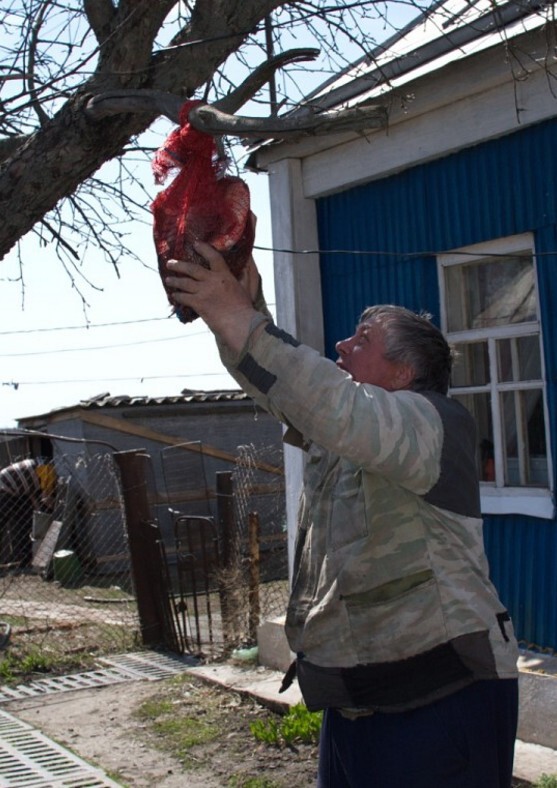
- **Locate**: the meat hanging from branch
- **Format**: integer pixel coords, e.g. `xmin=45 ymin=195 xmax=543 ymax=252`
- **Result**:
xmin=152 ymin=100 xmax=255 ymax=324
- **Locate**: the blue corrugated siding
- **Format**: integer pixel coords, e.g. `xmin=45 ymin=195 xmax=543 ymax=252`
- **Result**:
xmin=484 ymin=514 xmax=557 ymax=650
xmin=316 ymin=116 xmax=557 ymax=649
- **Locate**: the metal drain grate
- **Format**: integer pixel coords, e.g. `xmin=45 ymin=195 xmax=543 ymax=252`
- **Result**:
xmin=0 ymin=651 xmax=198 ymax=703
xmin=0 ymin=652 xmax=198 ymax=785
xmin=0 ymin=668 xmax=133 ymax=703
xmin=98 ymin=650 xmax=198 ymax=680
xmin=0 ymin=708 xmax=121 ymax=786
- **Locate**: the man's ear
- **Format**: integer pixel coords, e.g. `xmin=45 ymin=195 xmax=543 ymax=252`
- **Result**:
xmin=392 ymin=363 xmax=415 ymax=391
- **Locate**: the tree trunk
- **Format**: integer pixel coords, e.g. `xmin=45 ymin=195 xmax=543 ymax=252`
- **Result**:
xmin=0 ymin=0 xmax=282 ymax=261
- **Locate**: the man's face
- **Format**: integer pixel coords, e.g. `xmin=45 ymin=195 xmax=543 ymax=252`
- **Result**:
xmin=335 ymin=321 xmax=413 ymax=390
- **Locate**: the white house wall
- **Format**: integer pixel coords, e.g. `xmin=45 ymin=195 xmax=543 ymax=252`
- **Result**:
xmin=300 ymin=58 xmax=557 ymax=199
xmin=267 ymin=157 xmax=323 ymax=577
xmin=267 ymin=157 xmax=324 ymax=349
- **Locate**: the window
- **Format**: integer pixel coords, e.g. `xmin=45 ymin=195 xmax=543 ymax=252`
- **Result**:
xmin=438 ymin=233 xmax=554 ymax=518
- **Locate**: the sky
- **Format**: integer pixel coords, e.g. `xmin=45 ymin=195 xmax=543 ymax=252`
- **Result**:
xmin=0 ymin=165 xmax=275 ymax=429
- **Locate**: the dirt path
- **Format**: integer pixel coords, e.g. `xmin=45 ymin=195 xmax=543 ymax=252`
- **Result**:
xmin=2 ymin=672 xmax=536 ymax=788
xmin=4 ymin=675 xmax=318 ymax=787
xmin=5 ymin=681 xmax=194 ymax=787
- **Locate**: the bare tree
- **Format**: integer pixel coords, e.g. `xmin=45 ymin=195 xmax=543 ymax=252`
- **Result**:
xmin=0 ymin=0 xmax=550 ymax=289
xmin=0 ymin=0 xmax=425 ymax=283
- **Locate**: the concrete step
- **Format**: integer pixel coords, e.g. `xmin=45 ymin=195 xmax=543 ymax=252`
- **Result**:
xmin=517 ymin=649 xmax=557 ymax=751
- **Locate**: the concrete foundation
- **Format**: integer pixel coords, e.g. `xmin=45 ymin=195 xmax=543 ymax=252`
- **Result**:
xmin=257 ymin=615 xmax=293 ymax=673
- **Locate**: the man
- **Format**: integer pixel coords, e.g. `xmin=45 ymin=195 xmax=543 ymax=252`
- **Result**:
xmin=165 ymin=242 xmax=519 ymax=788
xmin=0 ymin=458 xmax=55 ymax=568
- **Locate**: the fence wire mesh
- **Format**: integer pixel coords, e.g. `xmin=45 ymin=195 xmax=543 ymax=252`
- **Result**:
xmin=0 ymin=445 xmax=140 ymax=670
xmin=0 ymin=432 xmax=289 ymax=668
xmin=228 ymin=443 xmax=288 ymax=643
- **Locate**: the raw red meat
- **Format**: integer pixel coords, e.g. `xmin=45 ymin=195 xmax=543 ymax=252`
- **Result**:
xmin=152 ymin=100 xmax=254 ymax=323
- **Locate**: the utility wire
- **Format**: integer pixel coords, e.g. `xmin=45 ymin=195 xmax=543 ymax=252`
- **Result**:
xmin=2 ymin=371 xmax=231 ymax=388
xmin=0 ymin=239 xmax=544 ymax=338
xmin=0 ymin=315 xmax=171 ymax=336
xmin=0 ymin=239 xmax=549 ymax=354
xmin=255 ymin=245 xmax=556 ymax=259
xmin=0 ymin=330 xmax=208 ymax=358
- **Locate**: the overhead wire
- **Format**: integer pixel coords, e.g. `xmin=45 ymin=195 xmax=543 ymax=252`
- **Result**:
xmin=0 ymin=238 xmax=550 ymax=355
xmin=0 ymin=232 xmax=552 ymax=386
xmin=0 ymin=330 xmax=207 ymax=357
xmin=0 ymin=315 xmax=171 ymax=336
xmin=3 ymin=374 xmax=234 ymax=391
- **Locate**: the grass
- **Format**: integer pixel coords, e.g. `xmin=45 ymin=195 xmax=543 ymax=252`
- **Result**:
xmin=0 ymin=647 xmax=96 ymax=683
xmin=250 ymin=703 xmax=322 ymax=746
xmin=132 ymin=674 xmax=318 ymax=785
xmin=535 ymin=777 xmax=557 ymax=788
xmin=135 ymin=679 xmax=222 ymax=768
xmin=0 ymin=614 xmax=140 ymax=685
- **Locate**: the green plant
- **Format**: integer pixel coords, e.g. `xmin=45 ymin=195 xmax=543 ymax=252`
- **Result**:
xmin=20 ymin=651 xmax=57 ymax=674
xmin=536 ymin=775 xmax=557 ymax=788
xmin=0 ymin=646 xmax=97 ymax=685
xmin=0 ymin=650 xmax=57 ymax=681
xmin=136 ymin=688 xmax=220 ymax=766
xmin=0 ymin=654 xmax=16 ymax=682
xmin=250 ymin=703 xmax=322 ymax=746
xmin=249 ymin=716 xmax=281 ymax=745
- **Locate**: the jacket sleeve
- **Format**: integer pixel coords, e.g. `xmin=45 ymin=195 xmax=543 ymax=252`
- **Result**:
xmin=219 ymin=321 xmax=444 ymax=494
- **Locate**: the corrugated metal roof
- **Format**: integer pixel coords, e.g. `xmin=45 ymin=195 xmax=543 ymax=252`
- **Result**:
xmin=306 ymin=0 xmax=549 ymax=111
xmin=77 ymin=389 xmax=250 ymax=409
xmin=16 ymin=388 xmax=251 ymax=425
xmin=248 ymin=0 xmax=550 ymax=166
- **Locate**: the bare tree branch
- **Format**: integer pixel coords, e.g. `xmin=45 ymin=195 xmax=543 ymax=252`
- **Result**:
xmin=0 ymin=0 xmax=551 ymax=292
xmin=191 ymin=101 xmax=388 ymax=139
xmin=83 ymin=0 xmax=116 ymax=44
xmin=85 ymin=48 xmax=321 ymax=123
xmin=26 ymin=0 xmax=52 ymax=126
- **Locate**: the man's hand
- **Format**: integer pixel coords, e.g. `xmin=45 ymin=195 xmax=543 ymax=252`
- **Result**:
xmin=238 ymin=254 xmax=262 ymax=305
xmin=165 ymin=241 xmax=263 ymax=353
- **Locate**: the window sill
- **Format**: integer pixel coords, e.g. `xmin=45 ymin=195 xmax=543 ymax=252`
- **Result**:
xmin=480 ymin=487 xmax=555 ymax=519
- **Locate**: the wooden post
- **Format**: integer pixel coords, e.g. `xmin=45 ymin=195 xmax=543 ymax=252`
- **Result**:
xmin=216 ymin=471 xmax=234 ymax=644
xmin=247 ymin=511 xmax=260 ymax=643
xmin=114 ymin=450 xmax=167 ymax=648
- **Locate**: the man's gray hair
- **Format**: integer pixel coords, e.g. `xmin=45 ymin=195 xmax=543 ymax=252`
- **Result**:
xmin=360 ymin=304 xmax=454 ymax=395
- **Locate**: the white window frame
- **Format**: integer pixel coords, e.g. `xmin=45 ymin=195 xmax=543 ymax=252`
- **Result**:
xmin=438 ymin=233 xmax=554 ymax=519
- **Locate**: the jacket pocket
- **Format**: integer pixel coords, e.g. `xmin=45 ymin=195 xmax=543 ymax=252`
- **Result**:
xmin=341 ymin=571 xmax=447 ymax=663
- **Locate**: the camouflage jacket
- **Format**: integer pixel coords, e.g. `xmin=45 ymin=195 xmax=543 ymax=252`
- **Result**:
xmin=219 ymin=318 xmax=519 ymax=712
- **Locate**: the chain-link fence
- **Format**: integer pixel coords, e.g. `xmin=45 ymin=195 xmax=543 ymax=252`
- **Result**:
xmin=229 ymin=443 xmax=289 ymax=640
xmin=0 ymin=444 xmax=140 ymax=670
xmin=0 ymin=431 xmax=289 ymax=669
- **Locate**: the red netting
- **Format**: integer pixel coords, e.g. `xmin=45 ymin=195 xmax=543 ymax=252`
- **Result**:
xmin=152 ymin=100 xmax=254 ymax=324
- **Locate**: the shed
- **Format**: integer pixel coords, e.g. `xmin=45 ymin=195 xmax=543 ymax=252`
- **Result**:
xmin=251 ymin=0 xmax=557 ymax=651
xmin=16 ymin=389 xmax=285 ymax=572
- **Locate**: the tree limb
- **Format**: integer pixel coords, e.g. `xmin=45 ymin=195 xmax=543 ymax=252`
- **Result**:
xmin=190 ymin=102 xmax=388 ymax=140
xmin=212 ymin=48 xmax=320 ymax=113
xmin=84 ymin=0 xmax=117 ymax=44
xmin=0 ymin=135 xmax=31 ymax=162
xmin=27 ymin=0 xmax=51 ymax=126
